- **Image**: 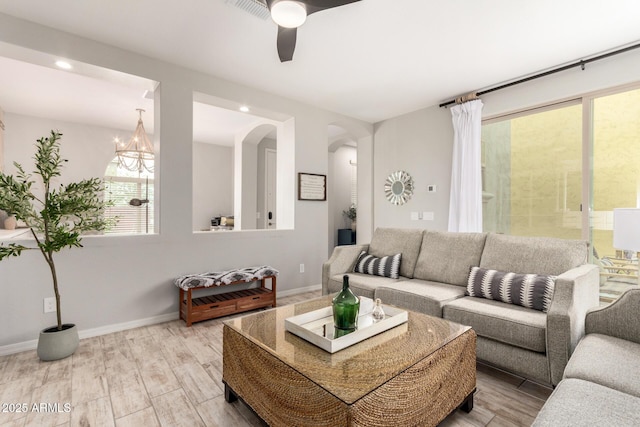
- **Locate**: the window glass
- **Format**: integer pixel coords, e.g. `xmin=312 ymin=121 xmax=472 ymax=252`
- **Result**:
xmin=482 ymin=103 xmax=582 ymax=240
xmin=104 ymin=158 xmax=154 ymax=234
xmin=592 ymin=87 xmax=640 ymax=302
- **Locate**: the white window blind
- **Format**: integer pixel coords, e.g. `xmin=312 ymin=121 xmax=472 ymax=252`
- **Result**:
xmin=350 ymin=161 xmax=357 ymax=205
xmin=104 ymin=159 xmax=154 ymax=234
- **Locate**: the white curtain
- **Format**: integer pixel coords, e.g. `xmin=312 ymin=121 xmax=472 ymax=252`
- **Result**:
xmin=448 ymin=99 xmax=484 ymax=232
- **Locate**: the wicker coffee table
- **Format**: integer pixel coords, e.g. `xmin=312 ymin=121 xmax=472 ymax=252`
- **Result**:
xmin=223 ymin=296 xmax=476 ymax=427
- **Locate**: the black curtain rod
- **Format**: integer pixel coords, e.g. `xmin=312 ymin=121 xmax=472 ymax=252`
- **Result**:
xmin=438 ymin=42 xmax=640 ymax=108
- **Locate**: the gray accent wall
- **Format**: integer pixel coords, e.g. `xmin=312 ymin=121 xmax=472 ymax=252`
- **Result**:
xmin=373 ymin=105 xmax=453 ymax=231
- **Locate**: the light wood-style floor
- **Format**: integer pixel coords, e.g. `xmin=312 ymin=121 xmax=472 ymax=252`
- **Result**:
xmin=0 ymin=291 xmax=552 ymax=427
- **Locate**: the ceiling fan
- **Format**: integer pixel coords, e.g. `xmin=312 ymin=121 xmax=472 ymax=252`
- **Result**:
xmin=264 ymin=0 xmax=361 ymax=62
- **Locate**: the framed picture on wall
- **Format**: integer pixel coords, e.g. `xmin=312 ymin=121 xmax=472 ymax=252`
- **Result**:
xmin=298 ymin=173 xmax=326 ymax=201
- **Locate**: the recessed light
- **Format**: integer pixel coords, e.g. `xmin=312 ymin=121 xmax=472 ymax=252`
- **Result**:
xmin=239 ymin=105 xmax=250 ymax=113
xmin=55 ymin=60 xmax=72 ymax=70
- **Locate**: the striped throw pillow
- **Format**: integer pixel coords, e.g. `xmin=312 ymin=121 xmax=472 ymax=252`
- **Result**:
xmin=466 ymin=267 xmax=556 ymax=312
xmin=354 ymin=251 xmax=402 ymax=279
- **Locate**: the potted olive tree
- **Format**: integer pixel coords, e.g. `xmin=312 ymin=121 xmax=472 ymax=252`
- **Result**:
xmin=0 ymin=131 xmax=113 ymax=360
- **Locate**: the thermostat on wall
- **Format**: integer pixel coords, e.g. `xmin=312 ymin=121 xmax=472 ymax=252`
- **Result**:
xmin=427 ymin=185 xmax=437 ymax=192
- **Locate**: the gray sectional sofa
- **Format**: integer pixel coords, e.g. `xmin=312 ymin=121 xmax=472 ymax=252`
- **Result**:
xmin=533 ymin=287 xmax=640 ymax=426
xmin=322 ymin=227 xmax=600 ymax=386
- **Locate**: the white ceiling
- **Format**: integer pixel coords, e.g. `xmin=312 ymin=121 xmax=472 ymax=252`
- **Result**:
xmin=0 ymin=55 xmax=272 ymax=146
xmin=1 ymin=0 xmax=640 ymax=130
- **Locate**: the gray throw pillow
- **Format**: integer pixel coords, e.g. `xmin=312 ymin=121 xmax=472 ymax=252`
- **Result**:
xmin=466 ymin=266 xmax=556 ymax=312
xmin=354 ymin=251 xmax=402 ymax=279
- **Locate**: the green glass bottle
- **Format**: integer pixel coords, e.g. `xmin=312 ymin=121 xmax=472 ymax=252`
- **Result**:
xmin=333 ymin=327 xmax=356 ymax=339
xmin=332 ymin=275 xmax=360 ymax=331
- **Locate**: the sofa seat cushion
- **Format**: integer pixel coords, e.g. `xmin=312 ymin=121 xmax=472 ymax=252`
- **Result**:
xmin=443 ymin=297 xmax=547 ymax=352
xmin=327 ymin=273 xmax=400 ymax=299
xmin=369 ymin=228 xmax=423 ymax=279
xmin=564 ymin=333 xmax=640 ymax=398
xmin=374 ymin=280 xmax=467 ymax=317
xmin=413 ymin=230 xmax=487 ymax=286
xmin=532 ymin=378 xmax=640 ymax=427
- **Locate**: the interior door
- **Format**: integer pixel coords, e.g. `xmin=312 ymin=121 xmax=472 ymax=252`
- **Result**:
xmin=265 ymin=148 xmax=277 ymax=229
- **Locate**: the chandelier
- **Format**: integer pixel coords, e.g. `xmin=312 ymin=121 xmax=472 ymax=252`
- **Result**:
xmin=115 ymin=109 xmax=154 ymax=173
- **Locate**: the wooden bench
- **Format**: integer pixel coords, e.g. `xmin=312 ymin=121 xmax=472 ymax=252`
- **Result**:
xmin=175 ymin=266 xmax=278 ymax=326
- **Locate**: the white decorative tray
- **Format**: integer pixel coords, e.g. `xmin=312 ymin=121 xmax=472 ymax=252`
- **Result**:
xmin=284 ymin=297 xmax=408 ymax=353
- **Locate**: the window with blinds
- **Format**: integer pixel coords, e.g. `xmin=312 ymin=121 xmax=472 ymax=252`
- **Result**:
xmin=104 ymin=159 xmax=154 ymax=234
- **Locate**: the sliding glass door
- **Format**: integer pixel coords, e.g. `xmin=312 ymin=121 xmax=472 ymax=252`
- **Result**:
xmin=591 ymin=87 xmax=640 ymax=302
xmin=482 ymin=102 xmax=582 ymax=240
xmin=482 ymin=85 xmax=640 ymax=302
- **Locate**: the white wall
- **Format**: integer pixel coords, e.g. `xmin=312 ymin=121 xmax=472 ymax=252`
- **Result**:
xmin=372 ymin=47 xmax=640 ymax=233
xmin=0 ymin=13 xmax=372 ymax=349
xmin=256 ymin=137 xmax=277 ymax=229
xmin=481 ymin=48 xmax=640 ymax=118
xmin=0 ymin=106 xmax=4 ymax=173
xmin=355 ymin=134 xmax=374 ymax=244
xmin=241 ymin=140 xmax=258 ymax=230
xmin=192 ymin=142 xmax=233 ymax=231
xmin=1 ymin=113 xmax=128 ymax=229
xmin=4 ymin=113 xmax=124 ymax=185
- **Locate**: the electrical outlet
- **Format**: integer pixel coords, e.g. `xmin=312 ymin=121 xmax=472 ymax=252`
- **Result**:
xmin=300 ymin=264 xmax=305 ymax=273
xmin=44 ymin=297 xmax=56 ymax=313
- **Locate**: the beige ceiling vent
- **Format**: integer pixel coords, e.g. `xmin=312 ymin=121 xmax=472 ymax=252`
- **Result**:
xmin=225 ymin=0 xmax=270 ymax=20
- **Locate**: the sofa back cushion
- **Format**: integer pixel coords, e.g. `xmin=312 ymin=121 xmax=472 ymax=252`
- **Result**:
xmin=413 ymin=230 xmax=488 ymax=286
xmin=480 ymin=233 xmax=588 ymax=276
xmin=369 ymin=228 xmax=423 ymax=278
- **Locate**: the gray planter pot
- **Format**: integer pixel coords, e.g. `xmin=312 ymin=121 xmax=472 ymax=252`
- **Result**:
xmin=37 ymin=323 xmax=79 ymax=361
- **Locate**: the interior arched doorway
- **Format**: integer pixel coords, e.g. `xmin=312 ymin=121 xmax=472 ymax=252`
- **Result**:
xmin=327 ymin=120 xmax=373 ymax=253
xmin=327 ymin=125 xmax=358 ymax=255
xmin=236 ymin=121 xmax=281 ymax=230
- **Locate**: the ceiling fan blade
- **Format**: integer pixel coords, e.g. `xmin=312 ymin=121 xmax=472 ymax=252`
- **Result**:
xmin=277 ymin=26 xmax=297 ymax=62
xmin=305 ymin=0 xmax=361 ymax=15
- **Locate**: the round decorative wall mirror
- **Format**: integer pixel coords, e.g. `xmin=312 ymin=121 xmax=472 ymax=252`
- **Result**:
xmin=384 ymin=170 xmax=414 ymax=205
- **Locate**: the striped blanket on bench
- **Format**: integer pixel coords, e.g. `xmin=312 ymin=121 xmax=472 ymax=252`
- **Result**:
xmin=174 ymin=265 xmax=279 ymax=291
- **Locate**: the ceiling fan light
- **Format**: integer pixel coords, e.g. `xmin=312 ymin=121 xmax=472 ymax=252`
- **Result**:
xmin=271 ymin=1 xmax=307 ymax=28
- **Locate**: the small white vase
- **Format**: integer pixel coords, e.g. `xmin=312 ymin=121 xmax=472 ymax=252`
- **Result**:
xmin=4 ymin=215 xmax=17 ymax=230
xmin=350 ymin=220 xmax=357 ymax=231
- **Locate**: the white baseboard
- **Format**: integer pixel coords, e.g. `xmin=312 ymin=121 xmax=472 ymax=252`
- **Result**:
xmin=1 ymin=285 xmax=322 ymax=357
xmin=278 ymin=284 xmax=321 ymax=297
xmin=0 ymin=312 xmax=179 ymax=357
xmin=77 ymin=312 xmax=179 ymax=340
xmin=0 ymin=339 xmax=39 ymax=357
